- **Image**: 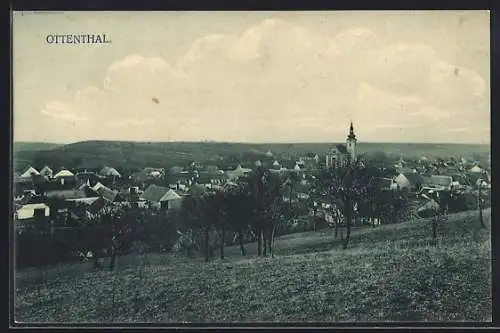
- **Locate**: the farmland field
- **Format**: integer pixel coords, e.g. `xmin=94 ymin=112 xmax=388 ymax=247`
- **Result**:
xmin=14 ymin=208 xmax=491 ymax=323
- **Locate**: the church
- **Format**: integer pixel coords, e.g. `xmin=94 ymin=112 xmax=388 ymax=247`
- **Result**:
xmin=325 ymin=122 xmax=357 ymax=168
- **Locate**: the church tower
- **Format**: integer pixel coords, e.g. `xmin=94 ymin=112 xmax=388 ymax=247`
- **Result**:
xmin=346 ymin=121 xmax=357 ymax=163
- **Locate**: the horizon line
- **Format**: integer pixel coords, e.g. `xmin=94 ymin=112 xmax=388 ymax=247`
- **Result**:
xmin=14 ymin=139 xmax=491 ymax=146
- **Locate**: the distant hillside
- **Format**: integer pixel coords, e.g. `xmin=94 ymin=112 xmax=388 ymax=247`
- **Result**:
xmin=14 ymin=142 xmax=63 ymax=152
xmin=13 ymin=142 xmax=64 ymax=171
xmin=12 ymin=140 xmax=490 ymax=172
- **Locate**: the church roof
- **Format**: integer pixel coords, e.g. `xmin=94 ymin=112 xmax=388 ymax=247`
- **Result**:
xmin=347 ymin=121 xmax=356 ymax=140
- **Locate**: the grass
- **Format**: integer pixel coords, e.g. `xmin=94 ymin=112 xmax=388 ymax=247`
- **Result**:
xmin=15 ymin=209 xmax=491 ymax=323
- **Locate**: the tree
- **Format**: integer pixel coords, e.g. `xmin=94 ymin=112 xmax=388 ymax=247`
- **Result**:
xmin=179 ymin=195 xmax=208 ymax=260
xmin=224 ymin=185 xmax=253 ymax=256
xmin=244 ymin=166 xmax=284 ymax=257
xmin=370 ymin=150 xmax=389 ymax=167
xmin=31 ymin=174 xmax=46 ymax=198
xmin=286 ymin=171 xmax=301 ymax=221
xmin=477 ymin=180 xmax=486 ymax=228
xmin=417 ymin=192 xmax=442 ymax=246
xmin=205 ymin=190 xmax=229 ymax=260
xmin=315 ymin=157 xmax=367 ymax=249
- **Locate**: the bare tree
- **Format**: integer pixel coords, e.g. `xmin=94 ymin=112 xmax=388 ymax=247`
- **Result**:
xmin=245 ymin=167 xmax=284 ymax=256
xmin=315 ymin=156 xmax=367 ymax=250
xmin=286 ymin=171 xmax=301 ymax=222
xmin=225 ymin=187 xmax=252 ymax=256
xmin=477 ymin=179 xmax=486 ymax=228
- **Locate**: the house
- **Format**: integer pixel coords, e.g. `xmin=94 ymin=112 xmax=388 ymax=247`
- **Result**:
xmin=95 ymin=186 xmax=121 ymax=203
xmin=420 ymin=175 xmax=431 ymax=183
xmin=296 ymin=158 xmax=305 ymax=167
xmin=447 ymin=173 xmax=467 ymax=185
xmin=85 ymin=182 xmax=120 ymax=202
xmin=168 ymin=171 xmax=195 ymax=186
xmin=281 ymin=160 xmax=296 ymax=171
xmin=226 ymin=165 xmax=252 ymax=181
xmin=66 ymin=197 xmax=102 ymax=205
xmin=394 ymin=172 xmax=424 ymax=192
xmin=143 ymin=167 xmax=165 ymax=178
xmin=54 ymin=169 xmax=75 ymax=178
xmin=45 ymin=189 xmax=87 ymax=200
xmin=99 ymin=166 xmax=121 ymax=178
xmin=419 ymin=156 xmax=429 ymax=163
xmin=141 ymin=184 xmax=183 ymax=209
xmin=39 ymin=166 xmax=53 ymax=179
xmin=14 ymin=188 xmax=36 ymax=202
xmin=197 ymin=171 xmax=228 ymax=186
xmin=91 ymin=182 xmax=106 ymax=192
xmin=20 ymin=166 xmax=40 ymax=179
xmin=397 ymin=167 xmax=417 ymax=175
xmin=468 ymin=171 xmax=490 ymax=189
xmin=369 ymin=177 xmax=398 ymax=191
xmin=76 ymin=172 xmax=101 ymax=184
xmin=476 ymin=178 xmax=490 ymax=189
xmin=54 ymin=169 xmax=76 ymax=186
xmin=169 ymin=183 xmax=188 ymax=192
xmin=169 ymin=166 xmax=184 ymax=174
xmin=428 ymin=175 xmax=453 ymax=191
xmin=204 ymin=165 xmax=219 ymax=173
xmin=469 ymin=165 xmax=483 ymax=173
xmin=188 ymin=184 xmax=208 ymax=197
xmin=130 ymin=170 xmax=150 ymax=183
xmin=15 ymin=203 xmax=50 ymax=221
xmin=65 ymin=197 xmax=106 ymax=213
xmin=325 ymin=146 xmax=349 ymax=169
xmin=130 ymin=168 xmax=166 ymax=183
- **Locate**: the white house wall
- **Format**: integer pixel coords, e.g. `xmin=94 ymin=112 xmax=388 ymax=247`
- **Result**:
xmin=394 ymin=174 xmax=411 ymax=189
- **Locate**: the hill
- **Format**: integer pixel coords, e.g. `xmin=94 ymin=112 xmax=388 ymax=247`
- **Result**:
xmin=13 ymin=142 xmax=62 ymax=152
xmin=13 ymin=142 xmax=63 ymax=172
xmin=15 ymin=209 xmax=491 ymax=322
xmin=13 ymin=140 xmax=490 ymax=172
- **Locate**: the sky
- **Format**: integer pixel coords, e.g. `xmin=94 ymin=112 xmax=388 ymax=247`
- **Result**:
xmin=13 ymin=11 xmax=490 ymax=144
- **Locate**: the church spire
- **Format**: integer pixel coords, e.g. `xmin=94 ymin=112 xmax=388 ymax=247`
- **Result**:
xmin=347 ymin=121 xmax=356 ymax=140
xmin=346 ymin=121 xmax=357 ymax=163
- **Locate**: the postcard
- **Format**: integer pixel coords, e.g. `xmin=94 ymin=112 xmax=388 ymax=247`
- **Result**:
xmin=12 ymin=11 xmax=491 ymax=324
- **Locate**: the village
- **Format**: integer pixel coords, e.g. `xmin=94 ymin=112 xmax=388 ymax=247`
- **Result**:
xmin=13 ymin=123 xmax=491 ymax=268
xmin=12 ymin=10 xmax=493 ymax=323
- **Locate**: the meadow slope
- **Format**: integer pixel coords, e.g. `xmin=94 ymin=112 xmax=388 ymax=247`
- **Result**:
xmin=15 ymin=209 xmax=491 ymax=323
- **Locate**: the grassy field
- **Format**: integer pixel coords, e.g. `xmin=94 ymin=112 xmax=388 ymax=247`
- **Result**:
xmin=13 ymin=140 xmax=490 ymax=172
xmin=15 ymin=209 xmax=491 ymax=323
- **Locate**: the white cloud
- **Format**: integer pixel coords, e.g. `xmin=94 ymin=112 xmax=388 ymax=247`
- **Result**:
xmin=328 ymin=28 xmax=379 ymax=56
xmin=37 ymin=18 xmax=489 ymax=142
xmin=41 ymin=101 xmax=88 ymax=122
